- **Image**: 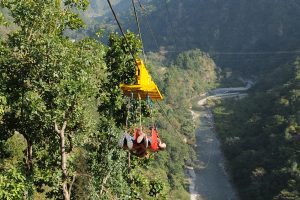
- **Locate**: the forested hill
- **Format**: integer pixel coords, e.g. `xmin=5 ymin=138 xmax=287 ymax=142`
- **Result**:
xmin=81 ymin=1 xmax=300 ymax=199
xmin=0 ymin=1 xmax=217 ymax=199
xmin=84 ymin=0 xmax=300 ymax=74
xmin=213 ymin=57 xmax=300 ymax=200
xmin=84 ymin=0 xmax=126 ymax=17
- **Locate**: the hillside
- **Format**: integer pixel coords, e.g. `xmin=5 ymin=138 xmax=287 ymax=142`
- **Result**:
xmin=84 ymin=0 xmax=125 ymax=17
xmin=213 ymin=58 xmax=300 ymax=199
xmin=85 ymin=1 xmax=300 ymax=199
xmin=84 ymin=0 xmax=300 ymax=75
xmin=0 ymin=1 xmax=217 ymax=198
xmin=2 ymin=1 xmax=300 ymax=199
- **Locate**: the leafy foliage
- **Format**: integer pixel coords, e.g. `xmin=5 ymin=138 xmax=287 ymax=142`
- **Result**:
xmin=0 ymin=0 xmax=106 ymax=199
xmin=0 ymin=165 xmax=26 ymax=199
xmin=213 ymin=58 xmax=300 ymax=200
xmin=0 ymin=1 xmax=218 ymax=199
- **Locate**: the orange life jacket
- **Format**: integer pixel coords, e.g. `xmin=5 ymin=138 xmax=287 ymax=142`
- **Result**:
xmin=150 ymin=127 xmax=159 ymax=151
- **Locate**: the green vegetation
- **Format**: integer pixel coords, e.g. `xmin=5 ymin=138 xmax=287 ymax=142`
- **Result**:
xmin=0 ymin=1 xmax=217 ymax=199
xmin=213 ymin=59 xmax=300 ymax=199
xmin=144 ymin=49 xmax=217 ymax=198
xmin=4 ymin=1 xmax=300 ymax=200
xmin=77 ymin=1 xmax=300 ymax=199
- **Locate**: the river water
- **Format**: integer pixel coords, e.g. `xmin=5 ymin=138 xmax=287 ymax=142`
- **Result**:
xmin=189 ymin=108 xmax=238 ymax=200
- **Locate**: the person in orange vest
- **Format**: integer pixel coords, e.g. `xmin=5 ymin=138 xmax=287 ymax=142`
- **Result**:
xmin=145 ymin=127 xmax=166 ymax=151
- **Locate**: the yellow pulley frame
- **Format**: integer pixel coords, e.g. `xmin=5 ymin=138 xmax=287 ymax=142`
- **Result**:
xmin=120 ymin=59 xmax=163 ymax=100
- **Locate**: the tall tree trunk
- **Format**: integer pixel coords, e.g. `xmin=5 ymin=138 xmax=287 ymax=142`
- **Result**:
xmin=55 ymin=121 xmax=70 ymax=200
xmin=26 ymin=139 xmax=33 ymax=171
xmin=23 ymin=137 xmax=33 ymax=199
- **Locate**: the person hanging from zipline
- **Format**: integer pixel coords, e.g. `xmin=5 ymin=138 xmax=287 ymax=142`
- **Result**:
xmin=109 ymin=0 xmax=167 ymax=158
xmin=119 ymin=128 xmax=147 ymax=150
xmin=146 ymin=126 xmax=167 ymax=151
xmin=119 ymin=127 xmax=166 ymax=157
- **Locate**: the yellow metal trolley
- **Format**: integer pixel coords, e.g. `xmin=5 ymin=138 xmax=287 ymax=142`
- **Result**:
xmin=120 ymin=59 xmax=163 ymax=100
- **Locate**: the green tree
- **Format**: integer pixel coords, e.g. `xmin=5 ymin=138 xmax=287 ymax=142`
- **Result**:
xmin=0 ymin=0 xmax=106 ymax=199
xmin=98 ymin=31 xmax=142 ymax=125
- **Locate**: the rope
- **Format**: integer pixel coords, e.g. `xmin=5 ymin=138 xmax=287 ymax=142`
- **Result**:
xmin=146 ymin=94 xmax=155 ymax=126
xmin=138 ymin=93 xmax=142 ymax=129
xmin=156 ymin=101 xmax=182 ymax=137
xmin=149 ymin=49 xmax=300 ymax=55
xmin=209 ymin=50 xmax=300 ymax=55
xmin=128 ymin=151 xmax=131 ymax=173
xmin=136 ymin=0 xmax=144 ymax=10
xmin=151 ymin=109 xmax=154 ymax=127
xmin=125 ymin=97 xmax=131 ymax=129
xmin=137 ymin=0 xmax=179 ymax=52
xmin=126 ymin=96 xmax=133 ymax=172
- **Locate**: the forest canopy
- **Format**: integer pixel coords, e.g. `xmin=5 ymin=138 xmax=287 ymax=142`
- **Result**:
xmin=0 ymin=1 xmax=217 ymax=199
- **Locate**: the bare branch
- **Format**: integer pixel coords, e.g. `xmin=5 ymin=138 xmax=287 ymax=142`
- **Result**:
xmin=54 ymin=122 xmax=60 ymax=134
xmin=100 ymin=171 xmax=111 ymax=195
xmin=68 ymin=173 xmax=77 ymax=197
xmin=101 ymin=187 xmax=118 ymax=200
xmin=62 ymin=121 xmax=67 ymax=132
xmin=68 ymin=172 xmax=93 ymax=197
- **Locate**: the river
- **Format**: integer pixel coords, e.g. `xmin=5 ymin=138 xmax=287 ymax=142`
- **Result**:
xmin=189 ymin=108 xmax=238 ymax=200
xmin=188 ymin=80 xmax=255 ymax=199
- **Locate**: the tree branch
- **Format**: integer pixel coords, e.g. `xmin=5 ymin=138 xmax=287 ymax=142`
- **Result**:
xmin=101 ymin=187 xmax=118 ymax=200
xmin=55 ymin=121 xmax=67 ymax=134
xmin=62 ymin=120 xmax=67 ymax=132
xmin=68 ymin=172 xmax=93 ymax=197
xmin=100 ymin=171 xmax=111 ymax=195
xmin=68 ymin=173 xmax=77 ymax=197
xmin=54 ymin=122 xmax=60 ymax=134
xmin=66 ymin=134 xmax=73 ymax=154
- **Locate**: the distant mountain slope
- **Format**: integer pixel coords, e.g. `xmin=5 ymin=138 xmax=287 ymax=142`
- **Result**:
xmin=141 ymin=0 xmax=300 ymax=73
xmin=213 ymin=57 xmax=300 ymax=200
xmin=84 ymin=0 xmax=118 ymax=17
xmin=86 ymin=0 xmax=300 ymax=75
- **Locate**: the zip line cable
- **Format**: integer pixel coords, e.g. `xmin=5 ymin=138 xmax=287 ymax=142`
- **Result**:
xmin=132 ymin=1 xmax=186 ymax=139
xmin=136 ymin=0 xmax=160 ymax=51
xmin=134 ymin=0 xmax=300 ymax=58
xmin=156 ymin=101 xmax=185 ymax=138
xmin=106 ymin=0 xmax=137 ymax=63
xmin=135 ymin=1 xmax=300 ymax=57
xmin=163 ymin=0 xmax=179 ymax=52
xmin=161 ymin=49 xmax=300 ymax=55
xmin=142 ymin=14 xmax=160 ymax=51
xmin=131 ymin=0 xmax=147 ymax=62
xmin=106 ymin=0 xmax=193 ymax=142
xmin=207 ymin=50 xmax=300 ymax=55
xmin=136 ymin=0 xmax=144 ymax=10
